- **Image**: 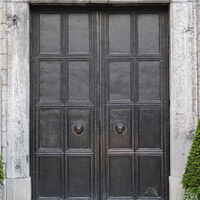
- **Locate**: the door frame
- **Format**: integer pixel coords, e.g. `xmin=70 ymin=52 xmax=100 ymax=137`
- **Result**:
xmin=3 ymin=1 xmax=199 ymax=200
xmin=30 ymin=5 xmax=169 ymax=200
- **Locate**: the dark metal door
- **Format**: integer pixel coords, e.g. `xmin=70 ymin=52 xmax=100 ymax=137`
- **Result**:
xmin=31 ymin=6 xmax=169 ymax=200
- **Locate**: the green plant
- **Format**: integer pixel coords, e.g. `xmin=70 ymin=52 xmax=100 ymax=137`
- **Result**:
xmin=184 ymin=190 xmax=198 ymax=200
xmin=0 ymin=155 xmax=4 ymax=200
xmin=0 ymin=155 xmax=4 ymax=186
xmin=182 ymin=119 xmax=200 ymax=198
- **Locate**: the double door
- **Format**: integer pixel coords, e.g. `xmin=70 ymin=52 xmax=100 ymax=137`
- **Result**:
xmin=31 ymin=6 xmax=169 ymax=200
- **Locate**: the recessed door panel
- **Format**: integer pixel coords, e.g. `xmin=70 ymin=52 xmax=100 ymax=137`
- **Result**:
xmin=109 ymin=62 xmax=131 ymax=101
xmin=67 ymin=108 xmax=92 ymax=149
xmin=38 ymin=156 xmax=63 ymax=198
xmin=137 ymin=14 xmax=160 ymax=54
xmin=108 ymin=13 xmax=131 ymax=54
xmin=108 ymin=108 xmax=132 ymax=149
xmin=137 ymin=156 xmax=162 ymax=198
xmin=31 ymin=6 xmax=169 ymax=200
xmin=68 ymin=13 xmax=90 ymax=54
xmin=66 ymin=156 xmax=92 ymax=198
xmin=38 ymin=108 xmax=63 ymax=151
xmin=138 ymin=61 xmax=160 ymax=101
xmin=68 ymin=61 xmax=90 ymax=102
xmin=40 ymin=14 xmax=61 ymax=54
xmin=108 ymin=156 xmax=133 ymax=198
xmin=138 ymin=107 xmax=162 ymax=149
xmin=39 ymin=60 xmax=61 ymax=102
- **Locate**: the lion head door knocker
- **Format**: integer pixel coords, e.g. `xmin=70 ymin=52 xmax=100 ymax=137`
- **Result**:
xmin=113 ymin=120 xmax=127 ymax=136
xmin=72 ymin=120 xmax=87 ymax=137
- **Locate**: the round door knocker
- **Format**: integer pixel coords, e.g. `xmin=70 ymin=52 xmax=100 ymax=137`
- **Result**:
xmin=113 ymin=120 xmax=127 ymax=136
xmin=72 ymin=121 xmax=87 ymax=137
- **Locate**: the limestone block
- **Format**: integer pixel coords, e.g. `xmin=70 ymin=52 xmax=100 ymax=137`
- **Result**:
xmin=108 ymin=0 xmax=169 ymax=3
xmin=6 ymin=2 xmax=30 ymax=178
xmin=169 ymin=176 xmax=184 ymax=200
xmin=6 ymin=178 xmax=31 ymax=200
xmin=6 ymin=0 xmax=170 ymax=3
xmin=170 ymin=1 xmax=198 ymax=178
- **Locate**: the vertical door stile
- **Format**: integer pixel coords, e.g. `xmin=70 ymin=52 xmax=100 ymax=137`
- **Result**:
xmin=97 ymin=9 xmax=102 ymax=200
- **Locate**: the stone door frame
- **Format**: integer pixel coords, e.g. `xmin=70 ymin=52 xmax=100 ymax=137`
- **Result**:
xmin=2 ymin=0 xmax=199 ymax=199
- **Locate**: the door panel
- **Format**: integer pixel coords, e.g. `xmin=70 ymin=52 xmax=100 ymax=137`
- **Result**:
xmin=40 ymin=14 xmax=61 ymax=54
xmin=108 ymin=156 xmax=133 ymax=197
xmin=137 ymin=14 xmax=160 ymax=54
xmin=138 ymin=60 xmax=161 ymax=101
xmin=31 ymin=6 xmax=169 ymax=200
xmin=39 ymin=60 xmax=61 ymax=102
xmin=31 ymin=8 xmax=98 ymax=200
xmin=67 ymin=156 xmax=92 ymax=197
xmin=68 ymin=13 xmax=90 ymax=54
xmin=109 ymin=61 xmax=131 ymax=101
xmin=108 ymin=14 xmax=131 ymax=54
xmin=38 ymin=156 xmax=63 ymax=198
xmin=68 ymin=61 xmax=91 ymax=102
xmin=67 ymin=108 xmax=92 ymax=149
xmin=108 ymin=108 xmax=132 ymax=149
xmin=137 ymin=155 xmax=162 ymax=198
xmin=137 ymin=107 xmax=161 ymax=149
xmin=101 ymin=7 xmax=168 ymax=200
xmin=38 ymin=108 xmax=63 ymax=151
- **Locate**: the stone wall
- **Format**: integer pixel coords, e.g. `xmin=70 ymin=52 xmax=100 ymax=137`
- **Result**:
xmin=0 ymin=0 xmax=200 ymax=199
xmin=170 ymin=1 xmax=199 ymax=199
xmin=0 ymin=0 xmax=7 ymax=197
xmin=6 ymin=3 xmax=31 ymax=200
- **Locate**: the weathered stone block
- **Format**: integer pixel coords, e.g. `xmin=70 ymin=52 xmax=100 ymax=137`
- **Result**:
xmin=6 ymin=178 xmax=31 ymax=200
xmin=6 ymin=2 xmax=30 ymax=179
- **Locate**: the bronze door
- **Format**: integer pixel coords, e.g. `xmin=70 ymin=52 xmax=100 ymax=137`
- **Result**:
xmin=31 ymin=6 xmax=169 ymax=200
